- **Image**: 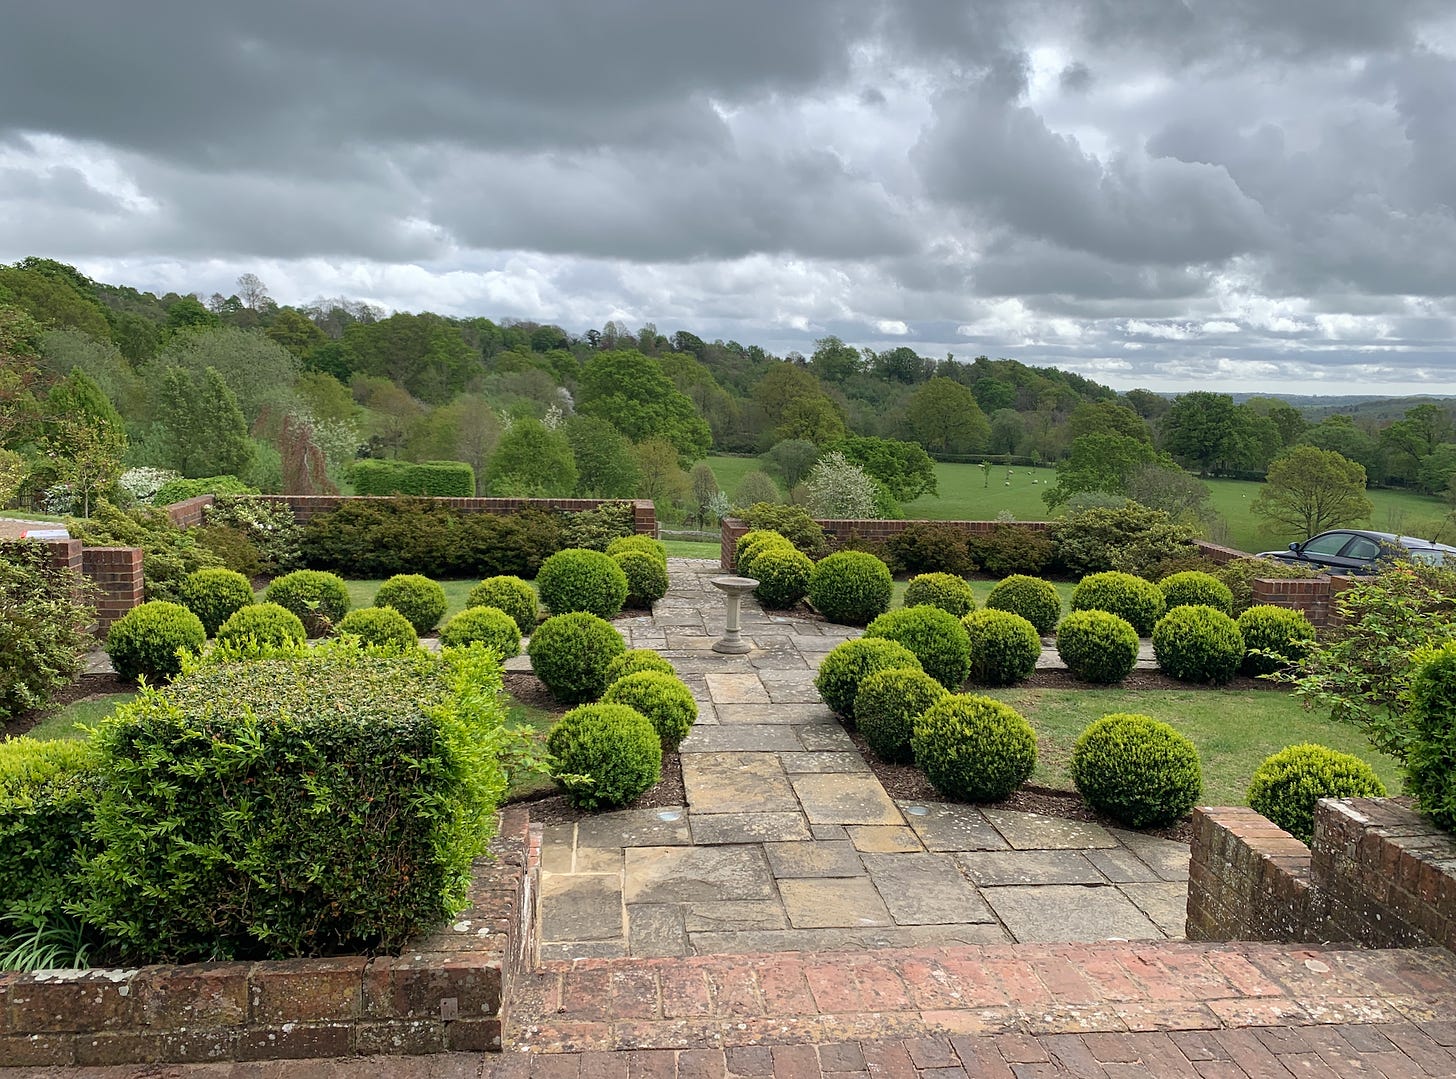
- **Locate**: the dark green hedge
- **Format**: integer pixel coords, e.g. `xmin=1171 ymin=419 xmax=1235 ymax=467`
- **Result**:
xmin=351 ymin=459 xmax=476 ymax=497
xmin=0 ymin=738 xmax=100 ymax=924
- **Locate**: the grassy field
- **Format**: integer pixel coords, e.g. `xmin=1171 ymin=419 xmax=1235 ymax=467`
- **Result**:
xmin=15 ymin=693 xmax=136 ymax=742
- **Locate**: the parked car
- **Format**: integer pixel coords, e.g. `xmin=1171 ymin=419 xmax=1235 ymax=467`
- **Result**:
xmin=1258 ymin=529 xmax=1456 ymax=574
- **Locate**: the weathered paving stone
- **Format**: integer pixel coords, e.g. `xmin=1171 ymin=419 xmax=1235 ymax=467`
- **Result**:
xmin=683 ymin=900 xmax=789 ymax=932
xmin=795 ymin=725 xmax=858 ymax=752
xmin=847 ymin=826 xmax=924 ymax=853
xmin=575 ymin=845 xmax=623 ymax=873
xmin=955 ymin=849 xmax=1105 ymax=887
xmin=982 ymin=884 xmax=1162 ymax=942
xmin=678 ymin=725 xmax=804 ymax=753
xmin=714 ymin=703 xmax=835 ymax=725
xmin=897 ymin=801 xmax=1009 ymax=852
xmin=682 ymin=752 xmax=797 ymax=813
xmin=763 ymin=840 xmax=865 ymax=879
xmin=860 ymin=852 xmax=996 ymax=925
xmin=538 ymin=874 xmax=623 ymax=943
xmin=981 ymin=809 xmax=1119 ymax=850
xmin=689 ymin=927 xmax=920 ymax=954
xmin=778 ymin=751 xmax=869 ymax=774
xmin=779 ymin=876 xmax=893 ymax=928
xmin=1085 ymin=847 xmax=1164 ymax=883
xmin=575 ymin=807 xmax=691 ymax=849
xmin=1110 ymin=828 xmax=1192 ymax=881
xmin=689 ymin=812 xmax=811 ymax=844
xmin=539 ymin=824 xmax=575 ymax=873
xmin=704 ymin=673 xmax=771 ymax=704
xmin=811 ymin=824 xmax=849 ymax=840
xmin=624 ymin=845 xmax=776 ymax=904
xmin=1119 ymin=880 xmax=1191 ymax=938
xmin=627 ymin=904 xmax=689 ymax=958
xmin=791 ymin=773 xmax=904 ymax=826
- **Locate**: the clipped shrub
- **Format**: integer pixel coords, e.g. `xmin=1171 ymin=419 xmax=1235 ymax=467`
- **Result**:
xmin=528 ymin=611 xmax=627 ymax=703
xmin=336 ymin=606 xmax=419 ymax=651
xmin=751 ymin=545 xmax=813 ymax=609
xmin=546 ymin=703 xmax=662 ymax=810
xmin=985 ymin=575 xmax=1061 ymax=635
xmin=1054 ymin=504 xmax=1197 ymax=578
xmin=205 ymin=496 xmax=304 ymax=575
xmin=560 ymin=503 xmax=636 ymax=551
xmin=466 ymin=575 xmax=538 ymax=635
xmin=0 ymin=542 xmax=92 ymax=721
xmin=1247 ymin=744 xmax=1387 ymax=844
xmin=0 ymin=737 xmax=100 ymax=923
xmin=808 ymin=550 xmax=893 ymax=625
xmin=854 ymin=667 xmax=947 ymax=763
xmin=215 ymin=602 xmax=307 ymax=653
xmin=373 ymin=574 xmax=448 ymax=635
xmin=178 ymin=567 xmax=255 ymax=637
xmin=1158 ymin=571 xmax=1234 ymax=615
xmin=1070 ymin=571 xmax=1166 ymax=636
xmin=865 ymin=606 xmax=971 ymax=691
xmin=602 ymin=671 xmax=698 ymax=751
xmin=815 ymin=637 xmax=922 ymax=720
xmin=153 ymin=475 xmax=257 ymax=506
xmin=193 ymin=523 xmax=264 ymax=579
xmin=606 ymin=534 xmax=667 ymax=565
xmin=536 ymin=548 xmax=629 ymax=619
xmin=105 ymin=601 xmax=206 ymax=684
xmin=971 ymin=524 xmax=1057 ymax=577
xmin=1070 ymin=713 xmax=1203 ymax=827
xmin=886 ymin=523 xmax=972 ymax=576
xmin=962 ymin=609 xmax=1042 ymax=686
xmin=615 ymin=550 xmax=669 ymax=608
xmin=1406 ymin=641 xmax=1456 ymax=831
xmin=740 ymin=502 xmax=825 ymax=556
xmin=904 ymin=572 xmax=975 ymax=618
xmin=605 ymin=649 xmax=676 ymax=685
xmin=351 ymin=458 xmax=475 ymax=497
xmin=911 ymin=694 xmax=1037 ymax=802
xmin=264 ymin=569 xmax=350 ymax=636
xmin=1056 ymin=610 xmax=1140 ymax=685
xmin=735 ymin=529 xmax=794 ymax=572
xmin=1237 ymin=606 xmax=1316 ymax=677
xmin=439 ymin=606 xmax=521 ymax=658
xmin=1152 ymin=605 xmax=1245 ymax=685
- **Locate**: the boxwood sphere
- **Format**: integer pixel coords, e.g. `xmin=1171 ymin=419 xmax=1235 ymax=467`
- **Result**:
xmin=528 ymin=611 xmax=627 ymax=703
xmin=546 ymin=702 xmax=662 ymax=810
xmin=807 ymin=551 xmax=893 ymax=625
xmin=601 ymin=670 xmax=698 ymax=751
xmin=1056 ymin=610 xmax=1140 ymax=684
xmin=438 ymin=605 xmax=521 ymax=657
xmin=178 ymin=567 xmax=255 ymax=637
xmin=614 ymin=550 xmax=670 ymax=608
xmin=1070 ymin=571 xmax=1166 ymax=636
xmin=264 ymin=569 xmax=351 ymax=636
xmin=374 ymin=573 xmax=448 ymax=635
xmin=1158 ymin=570 xmax=1234 ymax=615
xmin=1237 ymin=605 xmax=1315 ymax=676
xmin=1152 ymin=605 xmax=1245 ymax=685
xmin=865 ymin=606 xmax=971 ymax=691
xmin=962 ymin=609 xmax=1042 ymax=686
xmin=903 ymin=572 xmax=976 ymax=618
xmin=1247 ymin=743 xmax=1386 ymax=844
xmin=536 ymin=548 xmax=629 ymax=619
xmin=1070 ymin=713 xmax=1203 ymax=827
xmin=985 ymin=575 xmax=1061 ymax=636
xmin=814 ymin=637 xmax=923 ymax=719
xmin=336 ymin=606 xmax=419 ymax=651
xmin=605 ymin=649 xmax=677 ymax=685
xmin=736 ymin=529 xmax=792 ymax=570
xmin=466 ymin=576 xmax=538 ymax=636
xmin=751 ymin=545 xmax=814 ymax=609
xmin=105 ymin=600 xmax=206 ymax=683
xmin=911 ymin=694 xmax=1038 ymax=802
xmin=606 ymin=534 xmax=668 ymax=566
xmin=214 ymin=602 xmax=306 ymax=651
xmin=853 ymin=666 xmax=947 ymax=763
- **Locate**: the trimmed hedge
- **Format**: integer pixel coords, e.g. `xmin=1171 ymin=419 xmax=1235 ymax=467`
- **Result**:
xmin=740 ymin=503 xmax=825 ymax=555
xmin=0 ymin=541 xmax=92 ymax=721
xmin=374 ymin=573 xmax=448 ymax=635
xmin=467 ymin=576 xmax=538 ymax=635
xmin=214 ymin=602 xmax=307 ymax=653
xmin=1070 ymin=571 xmax=1167 ymax=636
xmin=962 ymin=609 xmax=1042 ymax=686
xmin=912 ymin=694 xmax=1037 ymax=802
xmin=985 ymin=575 xmax=1061 ymax=636
xmin=105 ymin=601 xmax=207 ymax=684
xmin=602 ymin=671 xmax=698 ymax=751
xmin=1070 ymin=713 xmax=1202 ymax=827
xmin=854 ymin=667 xmax=947 ymax=764
xmin=528 ymin=611 xmax=627 ymax=704
xmin=1158 ymin=570 xmax=1234 ymax=615
xmin=153 ymin=475 xmax=257 ymax=506
xmin=865 ymin=605 xmax=971 ymax=691
xmin=439 ymin=606 xmax=522 ymax=658
xmin=547 ymin=703 xmax=662 ymax=810
xmin=536 ymin=548 xmax=629 ymax=619
xmin=336 ymin=606 xmax=419 ymax=651
xmin=1151 ymin=605 xmax=1244 ymax=685
xmin=886 ymin=522 xmax=972 ymax=576
xmin=0 ymin=737 xmax=99 ymax=923
xmin=751 ymin=545 xmax=813 ymax=609
xmin=808 ymin=550 xmax=893 ymax=625
xmin=351 ymin=459 xmax=476 ymax=497
xmin=179 ymin=567 xmax=255 ymax=637
xmin=615 ymin=550 xmax=669 ymax=608
xmin=903 ymin=573 xmax=975 ymax=618
xmin=1247 ymin=744 xmax=1387 ymax=844
xmin=814 ymin=637 xmax=923 ymax=720
xmin=264 ymin=569 xmax=351 ymax=637
xmin=1056 ymin=610 xmax=1140 ymax=685
xmin=1237 ymin=606 xmax=1315 ymax=677
xmin=971 ymin=524 xmax=1056 ymax=577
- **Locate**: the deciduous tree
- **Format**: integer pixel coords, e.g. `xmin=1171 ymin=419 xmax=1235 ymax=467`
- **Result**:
xmin=1252 ymin=446 xmax=1373 ymax=539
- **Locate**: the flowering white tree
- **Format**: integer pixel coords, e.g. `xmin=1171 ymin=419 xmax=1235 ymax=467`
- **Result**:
xmin=803 ymin=451 xmax=880 ymax=519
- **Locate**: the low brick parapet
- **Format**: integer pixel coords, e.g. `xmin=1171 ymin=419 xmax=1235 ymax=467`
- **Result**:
xmin=1187 ymin=806 xmax=1315 ymax=943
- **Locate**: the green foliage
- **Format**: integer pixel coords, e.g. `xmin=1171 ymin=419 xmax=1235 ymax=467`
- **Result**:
xmin=153 ymin=475 xmax=257 ymax=506
xmin=205 ymin=496 xmax=304 ymax=576
xmin=82 ymin=643 xmax=508 ymax=960
xmin=736 ymin=529 xmax=794 ymax=573
xmin=67 ymin=500 xmax=221 ymax=603
xmin=1252 ymin=446 xmax=1373 ymax=539
xmin=264 ymin=569 xmax=351 ymax=636
xmin=835 ymin=435 xmax=938 ymax=501
xmin=984 ymin=575 xmax=1061 ymax=635
xmin=0 ymin=738 xmax=99 ymax=924
xmin=536 ymin=548 xmax=630 ymax=618
xmin=615 ymin=550 xmax=670 ymax=607
xmin=1158 ymin=571 xmax=1234 ymax=615
xmin=373 ymin=573 xmax=448 ymax=634
xmin=577 ymin=349 xmax=711 ymax=459
xmin=865 ymin=605 xmax=971 ymax=691
xmin=1056 ymin=610 xmax=1140 ymax=684
xmin=559 ymin=502 xmax=636 ymax=551
xmin=528 ymin=612 xmax=627 ymax=704
xmin=751 ymin=545 xmax=813 ymax=609
xmin=854 ymin=667 xmax=947 ymax=763
xmin=152 ymin=365 xmax=254 ymax=480
xmin=0 ymin=542 xmax=93 ymax=720
xmin=1152 ymin=605 xmax=1245 ymax=685
xmin=1406 ymin=642 xmax=1456 ymax=831
xmin=808 ymin=550 xmax=893 ymax=625
xmin=1042 ymin=432 xmax=1170 ymax=509
xmin=911 ymin=694 xmax=1037 ymax=802
xmin=962 ymin=609 xmax=1042 ymax=686
xmin=887 ymin=523 xmax=973 ymax=576
xmin=439 ymin=606 xmax=521 ymax=657
xmin=466 ymin=576 xmax=538 ymax=635
xmin=1237 ymin=606 xmax=1315 ymax=676
xmin=546 ymin=702 xmax=663 ymax=811
xmin=607 ymin=534 xmax=669 ymax=565
xmin=214 ymin=602 xmax=307 ymax=653
xmin=0 ymin=912 xmax=93 ymax=972
xmin=602 ymin=671 xmax=698 ymax=751
xmin=740 ymin=503 xmax=826 ymax=555
xmin=803 ymin=451 xmax=882 ymax=519
xmin=1070 ymin=713 xmax=1202 ymax=827
xmin=1071 ymin=571 xmax=1167 ymax=636
xmin=605 ymin=649 xmax=676 ymax=686
xmin=1054 ymin=504 xmax=1197 ymax=578
xmin=1247 ymin=744 xmax=1386 ymax=844
xmin=336 ymin=606 xmax=419 ymax=651
xmin=732 ymin=470 xmax=782 ymax=509
xmin=105 ymin=600 xmax=206 ymax=683
xmin=814 ymin=637 xmax=922 ymax=719
xmin=351 ymin=458 xmax=476 ymax=497
xmin=970 ymin=524 xmax=1057 ymax=578
xmin=486 ymin=418 xmax=578 ymax=496
xmin=177 ymin=567 xmax=254 ymax=637
xmin=903 ymin=572 xmax=976 ymax=618
xmin=1215 ymin=557 xmax=1320 ymax=616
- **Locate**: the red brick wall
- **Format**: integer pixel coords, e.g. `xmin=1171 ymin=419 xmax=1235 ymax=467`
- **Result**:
xmin=81 ymin=547 xmax=144 ymax=633
xmin=1186 ymin=807 xmax=1315 ymax=943
xmin=164 ymin=494 xmax=214 ymax=529
xmin=1250 ymin=575 xmax=1351 ymax=628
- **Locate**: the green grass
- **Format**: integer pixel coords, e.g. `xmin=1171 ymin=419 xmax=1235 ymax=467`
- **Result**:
xmin=0 ymin=509 xmax=64 ymax=523
xmin=974 ymin=686 xmax=1403 ymax=807
xmin=503 ymin=694 xmax=561 ymax=801
xmin=663 ymin=539 xmax=720 ymax=559
xmin=702 ymin=454 xmax=780 ymax=501
xmin=11 ymin=693 xmax=137 ymax=742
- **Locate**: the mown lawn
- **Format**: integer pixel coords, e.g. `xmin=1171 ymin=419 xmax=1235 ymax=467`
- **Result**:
xmin=15 ymin=693 xmax=136 ymax=742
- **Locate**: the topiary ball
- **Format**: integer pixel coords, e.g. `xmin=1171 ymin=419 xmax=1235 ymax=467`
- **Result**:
xmin=814 ymin=637 xmax=923 ymax=720
xmin=1070 ymin=571 xmax=1166 ymax=636
xmin=467 ymin=575 xmax=538 ymax=636
xmin=1247 ymin=744 xmax=1387 ymax=844
xmin=336 ymin=606 xmax=419 ymax=651
xmin=807 ymin=551 xmax=893 ymax=625
xmin=1056 ymin=610 xmax=1140 ymax=684
xmin=438 ymin=605 xmax=521 ymax=657
xmin=605 ymin=649 xmax=677 ymax=685
xmin=373 ymin=573 xmax=448 ymax=635
xmin=864 ymin=606 xmax=971 ymax=691
xmin=1158 ymin=570 xmax=1234 ymax=615
xmin=985 ymin=575 xmax=1062 ymax=636
xmin=911 ymin=694 xmax=1037 ymax=802
xmin=751 ymin=545 xmax=813 ymax=609
xmin=853 ymin=667 xmax=947 ymax=763
xmin=739 ymin=536 xmax=797 ymax=579
xmin=735 ymin=529 xmax=792 ymax=571
xmin=105 ymin=601 xmax=206 ymax=683
xmin=614 ymin=550 xmax=669 ymax=608
xmin=178 ymin=567 xmax=255 ymax=637
xmin=606 ymin=534 xmax=668 ymax=566
xmin=214 ymin=602 xmax=307 ymax=652
xmin=536 ymin=548 xmax=630 ymax=619
xmin=528 ymin=611 xmax=627 ymax=703
xmin=1070 ymin=713 xmax=1203 ymax=827
xmin=1151 ymin=605 xmax=1245 ymax=685
xmin=962 ymin=609 xmax=1042 ymax=686
xmin=601 ymin=671 xmax=698 ymax=751
xmin=264 ymin=569 xmax=351 ymax=636
xmin=903 ymin=573 xmax=976 ymax=618
xmin=546 ymin=703 xmax=663 ymax=810
xmin=1237 ymin=606 xmax=1315 ymax=677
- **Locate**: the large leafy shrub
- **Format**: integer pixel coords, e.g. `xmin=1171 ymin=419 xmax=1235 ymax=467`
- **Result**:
xmin=351 ymin=459 xmax=475 ymax=497
xmin=962 ymin=609 xmax=1042 ymax=686
xmin=82 ymin=643 xmax=508 ymax=960
xmin=214 ymin=602 xmax=306 ymax=653
xmin=751 ymin=545 xmax=813 ymax=609
xmin=601 ymin=671 xmax=698 ymax=751
xmin=374 ymin=573 xmax=448 ymax=635
xmin=615 ymin=550 xmax=669 ymax=608
xmin=853 ymin=667 xmax=946 ymax=764
xmin=985 ymin=575 xmax=1061 ymax=635
xmin=1070 ymin=571 xmax=1166 ymax=636
xmin=1247 ymin=744 xmax=1386 ymax=844
xmin=808 ymin=550 xmax=893 ymax=625
xmin=528 ymin=611 xmax=626 ymax=703
xmin=204 ymin=496 xmax=305 ymax=575
xmin=439 ymin=606 xmax=521 ymax=658
xmin=865 ymin=605 xmax=971 ymax=690
xmin=264 ymin=569 xmax=351 ymax=636
xmin=537 ymin=548 xmax=629 ymax=619
xmin=1070 ymin=713 xmax=1202 ymax=827
xmin=105 ymin=600 xmax=206 ymax=683
xmin=178 ymin=566 xmax=254 ymax=636
xmin=740 ymin=502 xmax=825 ymax=556
xmin=1158 ymin=570 xmax=1234 ymax=615
xmin=970 ymin=525 xmax=1056 ymax=577
xmin=67 ymin=500 xmax=220 ymax=602
xmin=903 ymin=572 xmax=975 ymax=618
xmin=153 ymin=475 xmax=257 ymax=506
xmin=467 ymin=575 xmax=538 ymax=635
xmin=1054 ymin=504 xmax=1197 ymax=578
xmin=1152 ymin=605 xmax=1245 ymax=685
xmin=547 ymin=703 xmax=661 ymax=810
xmin=0 ymin=738 xmax=99 ymax=924
xmin=1406 ymin=642 xmax=1456 ymax=831
xmin=1056 ymin=610 xmax=1140 ymax=684
xmin=0 ymin=542 xmax=93 ymax=721
xmin=336 ymin=606 xmax=418 ymax=651
xmin=912 ymin=694 xmax=1037 ymax=802
xmin=886 ymin=523 xmax=973 ymax=576
xmin=814 ymin=637 xmax=922 ymax=719
xmin=1237 ymin=606 xmax=1315 ymax=677
xmin=559 ymin=502 xmax=636 ymax=551
xmin=605 ymin=649 xmax=676 ymax=685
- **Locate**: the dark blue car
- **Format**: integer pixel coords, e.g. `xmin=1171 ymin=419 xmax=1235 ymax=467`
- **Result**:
xmin=1258 ymin=529 xmax=1456 ymax=574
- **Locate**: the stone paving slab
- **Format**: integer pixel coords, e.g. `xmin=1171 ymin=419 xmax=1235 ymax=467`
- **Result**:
xmin=777 ymin=750 xmax=869 ymax=773
xmin=538 ymin=873 xmax=623 ymax=943
xmin=688 ymin=811 xmax=810 ymax=844
xmin=981 ymin=883 xmax=1163 ymax=942
xmin=624 ymin=845 xmax=776 ymax=904
xmin=981 ymin=808 xmax=1119 ymax=850
xmin=956 ymin=848 xmax=1105 ymax=887
xmin=763 ymin=839 xmax=864 ymax=879
xmin=898 ymin=800 xmax=1010 ymax=851
xmin=791 ymin=772 xmax=905 ymax=826
xmin=779 ymin=876 xmax=894 ymax=928
xmin=713 ymin=702 xmax=834 ymax=724
xmin=861 ymin=852 xmax=997 ymax=925
xmin=681 ymin=752 xmax=797 ymax=814
xmin=677 ymin=724 xmax=803 ymax=752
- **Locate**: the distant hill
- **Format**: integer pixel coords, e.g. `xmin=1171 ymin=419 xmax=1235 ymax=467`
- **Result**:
xmin=1228 ymin=393 xmax=1456 ymax=421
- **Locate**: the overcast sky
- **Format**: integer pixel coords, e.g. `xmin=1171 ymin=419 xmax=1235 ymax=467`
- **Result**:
xmin=3 ymin=1 xmax=1455 ymax=394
